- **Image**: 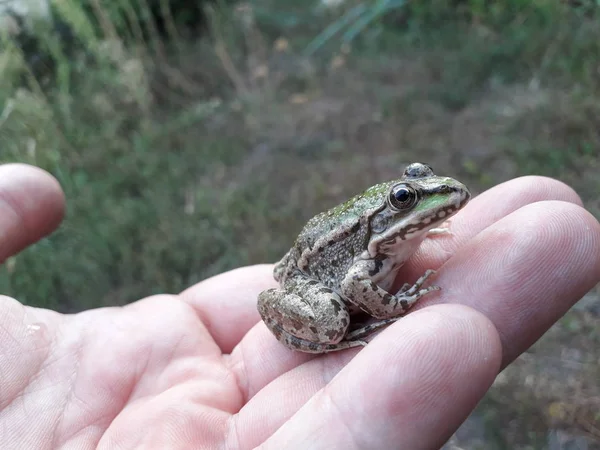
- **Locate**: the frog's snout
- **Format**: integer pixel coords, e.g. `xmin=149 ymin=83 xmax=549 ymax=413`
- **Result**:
xmin=455 ymin=183 xmax=471 ymax=209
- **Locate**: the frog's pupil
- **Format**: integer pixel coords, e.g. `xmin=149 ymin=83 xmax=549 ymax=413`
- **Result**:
xmin=395 ymin=189 xmax=410 ymax=202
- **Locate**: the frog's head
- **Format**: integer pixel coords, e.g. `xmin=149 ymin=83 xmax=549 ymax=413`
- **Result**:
xmin=366 ymin=162 xmax=471 ymax=257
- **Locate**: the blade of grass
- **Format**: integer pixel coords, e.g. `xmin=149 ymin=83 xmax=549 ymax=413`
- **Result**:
xmin=342 ymin=0 xmax=406 ymax=43
xmin=303 ymin=2 xmax=368 ymax=56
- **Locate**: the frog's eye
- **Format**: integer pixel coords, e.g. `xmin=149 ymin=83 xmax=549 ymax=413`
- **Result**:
xmin=389 ymin=184 xmax=417 ymax=210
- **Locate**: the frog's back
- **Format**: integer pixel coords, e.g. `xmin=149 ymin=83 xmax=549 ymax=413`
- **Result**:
xmin=297 ymin=180 xmax=392 ymax=248
xmin=274 ymin=180 xmax=393 ymax=284
xmin=295 ymin=181 xmax=395 ymax=262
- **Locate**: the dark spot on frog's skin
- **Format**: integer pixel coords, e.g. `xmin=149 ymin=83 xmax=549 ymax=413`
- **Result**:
xmin=330 ymin=299 xmax=342 ymax=313
xmin=382 ymin=293 xmax=394 ymax=305
xmin=290 ymin=318 xmax=305 ymax=331
xmin=310 ymin=326 xmax=318 ymax=334
xmin=400 ymin=299 xmax=409 ymax=309
xmin=325 ymin=329 xmax=339 ymax=340
xmin=368 ymin=254 xmax=386 ymax=276
xmin=362 ymin=286 xmax=368 ymax=293
xmin=328 ymin=240 xmax=335 ymax=246
xmin=318 ymin=246 xmax=325 ymax=253
xmin=319 ymin=287 xmax=334 ymax=295
xmin=341 ymin=317 xmax=348 ymax=327
xmin=308 ymin=342 xmax=319 ymax=352
xmin=350 ymin=222 xmax=360 ymax=233
xmin=307 ymin=280 xmax=319 ymax=286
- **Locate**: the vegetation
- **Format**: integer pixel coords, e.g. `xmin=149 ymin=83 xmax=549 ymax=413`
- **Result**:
xmin=1 ymin=0 xmax=599 ymax=447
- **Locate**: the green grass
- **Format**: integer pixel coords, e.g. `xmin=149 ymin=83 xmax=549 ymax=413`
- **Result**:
xmin=1 ymin=0 xmax=598 ymax=308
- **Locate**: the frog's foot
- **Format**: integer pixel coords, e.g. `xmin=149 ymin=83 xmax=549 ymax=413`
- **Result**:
xmin=341 ymin=266 xmax=440 ymax=319
xmin=257 ymin=275 xmax=354 ymax=353
xmin=398 ymin=282 xmax=412 ymax=294
xmin=427 ymin=219 xmax=452 ymax=236
xmin=265 ymin=317 xmax=367 ymax=354
xmin=402 ymin=269 xmax=440 ymax=296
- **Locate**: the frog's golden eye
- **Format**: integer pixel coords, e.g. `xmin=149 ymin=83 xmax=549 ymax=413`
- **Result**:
xmin=389 ymin=184 xmax=417 ymax=210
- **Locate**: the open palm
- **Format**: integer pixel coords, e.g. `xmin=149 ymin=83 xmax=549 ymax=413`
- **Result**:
xmin=1 ymin=164 xmax=599 ymax=450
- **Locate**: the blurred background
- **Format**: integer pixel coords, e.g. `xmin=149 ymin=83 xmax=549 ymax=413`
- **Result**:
xmin=1 ymin=0 xmax=599 ymax=447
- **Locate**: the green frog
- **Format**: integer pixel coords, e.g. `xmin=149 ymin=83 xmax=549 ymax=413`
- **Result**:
xmin=258 ymin=162 xmax=471 ymax=353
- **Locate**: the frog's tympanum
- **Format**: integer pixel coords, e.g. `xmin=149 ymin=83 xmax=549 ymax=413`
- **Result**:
xmin=258 ymin=162 xmax=471 ymax=353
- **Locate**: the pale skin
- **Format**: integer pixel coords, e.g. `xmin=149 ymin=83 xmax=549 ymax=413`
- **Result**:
xmin=1 ymin=163 xmax=600 ymax=450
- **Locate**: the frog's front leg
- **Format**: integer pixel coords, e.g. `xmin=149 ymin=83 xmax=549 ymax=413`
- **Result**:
xmin=257 ymin=274 xmax=367 ymax=353
xmin=340 ymin=260 xmax=440 ymax=320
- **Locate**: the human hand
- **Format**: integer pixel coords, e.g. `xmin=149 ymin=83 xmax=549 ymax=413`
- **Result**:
xmin=1 ymin=163 xmax=599 ymax=449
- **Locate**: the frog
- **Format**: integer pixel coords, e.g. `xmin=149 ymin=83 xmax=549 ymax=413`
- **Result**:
xmin=257 ymin=162 xmax=471 ymax=354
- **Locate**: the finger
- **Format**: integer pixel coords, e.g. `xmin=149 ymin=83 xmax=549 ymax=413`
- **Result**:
xmin=403 ymin=175 xmax=584 ymax=281
xmin=179 ymin=265 xmax=277 ymax=353
xmin=230 ymin=341 xmax=357 ymax=448
xmin=455 ymin=175 xmax=582 ymax=231
xmin=425 ymin=200 xmax=600 ymax=367
xmin=234 ymin=203 xmax=600 ymax=443
xmin=229 ymin=320 xmax=317 ymax=401
xmin=250 ymin=305 xmax=501 ymax=450
xmin=0 ymin=164 xmax=65 ymax=262
xmin=229 ymin=177 xmax=589 ymax=398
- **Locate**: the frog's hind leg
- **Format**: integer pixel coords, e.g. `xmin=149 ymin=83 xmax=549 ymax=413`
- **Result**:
xmin=261 ymin=316 xmax=367 ymax=353
xmin=257 ymin=275 xmax=362 ymax=354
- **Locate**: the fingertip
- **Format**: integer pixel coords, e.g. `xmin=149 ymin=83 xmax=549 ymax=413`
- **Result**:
xmin=436 ymin=199 xmax=600 ymax=367
xmin=469 ymin=175 xmax=584 ymax=213
xmin=503 ymin=175 xmax=583 ymax=206
xmin=0 ymin=164 xmax=65 ymax=257
xmin=546 ymin=200 xmax=600 ymax=249
xmin=457 ymin=175 xmax=584 ymax=236
xmin=1 ymin=163 xmax=65 ymax=201
xmin=529 ymin=200 xmax=600 ymax=302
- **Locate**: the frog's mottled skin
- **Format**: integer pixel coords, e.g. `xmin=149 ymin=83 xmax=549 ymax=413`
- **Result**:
xmin=258 ymin=163 xmax=471 ymax=353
